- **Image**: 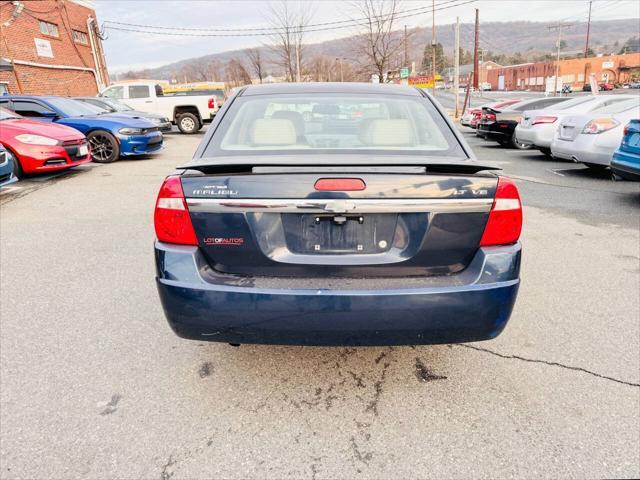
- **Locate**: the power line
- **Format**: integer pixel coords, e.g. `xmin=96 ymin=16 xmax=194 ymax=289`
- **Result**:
xmin=103 ymin=0 xmax=464 ymax=33
xmin=102 ymin=0 xmax=477 ymax=37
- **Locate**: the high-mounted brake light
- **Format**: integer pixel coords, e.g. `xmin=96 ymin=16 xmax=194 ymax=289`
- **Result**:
xmin=532 ymin=116 xmax=558 ymax=125
xmin=314 ymin=178 xmax=366 ymax=191
xmin=480 ymin=177 xmax=522 ymax=247
xmin=154 ymin=176 xmax=198 ymax=245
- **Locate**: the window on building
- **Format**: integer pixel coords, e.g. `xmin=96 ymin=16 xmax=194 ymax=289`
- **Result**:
xmin=39 ymin=20 xmax=59 ymax=37
xmin=102 ymin=86 xmax=124 ymax=99
xmin=11 ymin=100 xmax=56 ymax=118
xmin=72 ymin=30 xmax=88 ymax=45
xmin=129 ymin=85 xmax=150 ymax=99
xmin=0 ymin=83 xmax=8 ymax=96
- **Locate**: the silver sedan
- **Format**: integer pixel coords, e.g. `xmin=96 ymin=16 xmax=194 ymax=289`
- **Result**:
xmin=550 ymin=98 xmax=640 ymax=170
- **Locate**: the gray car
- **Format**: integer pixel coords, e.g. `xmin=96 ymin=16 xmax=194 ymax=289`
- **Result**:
xmin=550 ymin=98 xmax=640 ymax=170
xmin=74 ymin=97 xmax=173 ymax=132
xmin=0 ymin=144 xmax=17 ymax=187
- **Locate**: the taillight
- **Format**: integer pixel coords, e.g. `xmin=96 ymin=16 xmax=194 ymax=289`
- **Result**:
xmin=480 ymin=177 xmax=522 ymax=247
xmin=208 ymin=98 xmax=216 ymax=109
xmin=314 ymin=178 xmax=366 ymax=191
xmin=154 ymin=175 xmax=198 ymax=245
xmin=582 ymin=117 xmax=620 ymax=134
xmin=486 ymin=113 xmax=496 ymax=122
xmin=623 ymin=124 xmax=629 ymax=136
xmin=532 ymin=116 xmax=557 ymax=125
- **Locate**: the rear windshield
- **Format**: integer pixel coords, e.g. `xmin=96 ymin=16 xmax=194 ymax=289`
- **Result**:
xmin=203 ymin=93 xmax=464 ymax=157
xmin=507 ymin=98 xmax=567 ymax=112
xmin=591 ymin=98 xmax=639 ymax=114
xmin=552 ymin=96 xmax=596 ymax=111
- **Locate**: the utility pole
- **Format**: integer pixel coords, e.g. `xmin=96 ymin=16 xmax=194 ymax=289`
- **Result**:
xmin=337 ymin=57 xmax=344 ymax=82
xmin=295 ymin=43 xmax=301 ymax=82
xmin=431 ymin=0 xmax=436 ymax=95
xmin=454 ymin=17 xmax=460 ymax=119
xmin=548 ymin=23 xmax=572 ymax=96
xmin=584 ymin=0 xmax=592 ymax=57
xmin=472 ymin=8 xmax=479 ymax=90
xmin=404 ymin=25 xmax=408 ymax=68
xmin=462 ymin=72 xmax=473 ymax=116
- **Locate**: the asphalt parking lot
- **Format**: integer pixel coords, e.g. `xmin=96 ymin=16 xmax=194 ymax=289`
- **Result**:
xmin=1 ymin=123 xmax=639 ymax=478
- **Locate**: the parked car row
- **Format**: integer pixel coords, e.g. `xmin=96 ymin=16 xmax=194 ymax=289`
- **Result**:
xmin=74 ymin=97 xmax=173 ymax=132
xmin=466 ymin=93 xmax=640 ymax=178
xmin=0 ymin=94 xmax=165 ymax=182
xmin=98 ymin=81 xmax=219 ymax=134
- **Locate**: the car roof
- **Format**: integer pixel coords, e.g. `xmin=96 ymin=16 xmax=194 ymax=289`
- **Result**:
xmin=239 ymin=82 xmax=423 ymax=97
xmin=2 ymin=95 xmax=61 ymax=101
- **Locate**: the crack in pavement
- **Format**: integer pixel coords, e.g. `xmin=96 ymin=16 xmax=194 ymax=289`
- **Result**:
xmin=160 ymin=455 xmax=176 ymax=480
xmin=456 ymin=344 xmax=640 ymax=388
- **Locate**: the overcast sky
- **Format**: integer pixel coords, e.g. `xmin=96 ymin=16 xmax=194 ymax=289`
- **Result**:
xmin=94 ymin=0 xmax=640 ymax=72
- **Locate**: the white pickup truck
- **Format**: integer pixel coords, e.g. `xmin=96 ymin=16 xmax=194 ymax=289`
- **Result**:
xmin=99 ymin=82 xmax=218 ymax=134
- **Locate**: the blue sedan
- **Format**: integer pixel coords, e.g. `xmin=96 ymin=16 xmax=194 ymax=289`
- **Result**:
xmin=1 ymin=96 xmax=163 ymax=163
xmin=154 ymin=83 xmax=522 ymax=346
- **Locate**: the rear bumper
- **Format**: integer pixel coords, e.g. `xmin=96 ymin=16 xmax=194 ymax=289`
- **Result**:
xmin=515 ymin=124 xmax=553 ymax=148
xmin=611 ymin=149 xmax=640 ymax=181
xmin=570 ymin=136 xmax=615 ymax=166
xmin=155 ymin=242 xmax=522 ymax=346
xmin=550 ymin=138 xmax=577 ymax=160
xmin=478 ymin=123 xmax=513 ymax=142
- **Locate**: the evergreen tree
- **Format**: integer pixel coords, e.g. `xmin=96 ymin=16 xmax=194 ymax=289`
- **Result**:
xmin=422 ymin=42 xmax=447 ymax=73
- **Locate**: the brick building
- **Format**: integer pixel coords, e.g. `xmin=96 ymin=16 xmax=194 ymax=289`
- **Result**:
xmin=0 ymin=0 xmax=109 ymax=96
xmin=443 ymin=61 xmax=503 ymax=87
xmin=486 ymin=53 xmax=640 ymax=92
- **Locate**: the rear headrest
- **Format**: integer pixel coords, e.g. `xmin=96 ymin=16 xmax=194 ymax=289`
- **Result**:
xmin=312 ymin=104 xmax=340 ymax=115
xmin=250 ymin=118 xmax=296 ymax=146
xmin=272 ymin=110 xmax=305 ymax=137
xmin=359 ymin=119 xmax=414 ymax=146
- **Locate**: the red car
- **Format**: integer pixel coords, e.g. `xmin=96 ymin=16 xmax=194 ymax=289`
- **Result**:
xmin=0 ymin=107 xmax=91 ymax=177
xmin=468 ymin=99 xmax=522 ymax=128
xmin=599 ymin=83 xmax=615 ymax=91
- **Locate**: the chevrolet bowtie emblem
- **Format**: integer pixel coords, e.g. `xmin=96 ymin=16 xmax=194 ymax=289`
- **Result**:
xmin=322 ymin=200 xmax=356 ymax=213
xmin=296 ymin=200 xmax=357 ymax=213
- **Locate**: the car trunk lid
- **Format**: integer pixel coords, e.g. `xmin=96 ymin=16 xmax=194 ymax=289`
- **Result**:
xmin=179 ymin=166 xmax=500 ymax=278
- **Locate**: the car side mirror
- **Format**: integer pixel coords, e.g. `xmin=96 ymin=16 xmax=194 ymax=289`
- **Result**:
xmin=41 ymin=111 xmax=58 ymax=118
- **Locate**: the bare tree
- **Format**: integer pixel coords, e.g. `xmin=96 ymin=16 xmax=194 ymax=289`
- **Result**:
xmin=351 ymin=0 xmax=403 ymax=82
xmin=263 ymin=1 xmax=313 ymax=82
xmin=307 ymin=55 xmax=331 ymax=82
xmin=225 ymin=57 xmax=252 ymax=88
xmin=245 ymin=48 xmax=266 ymax=83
